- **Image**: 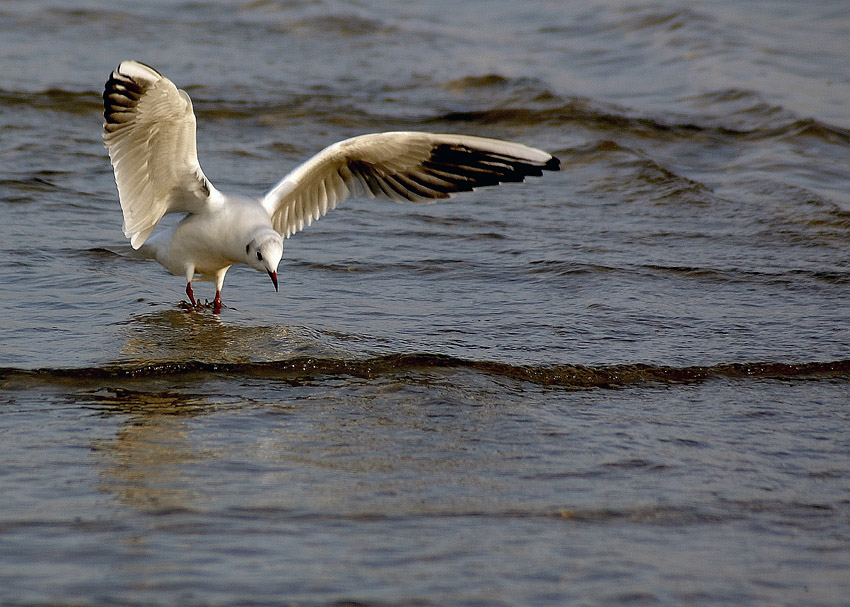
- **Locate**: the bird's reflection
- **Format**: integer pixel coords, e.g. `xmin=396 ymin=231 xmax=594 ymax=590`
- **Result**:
xmin=89 ymin=307 xmax=365 ymax=512
xmin=90 ymin=388 xmax=211 ymax=513
xmin=118 ymin=308 xmax=231 ymax=363
xmin=117 ymin=307 xmax=347 ymax=364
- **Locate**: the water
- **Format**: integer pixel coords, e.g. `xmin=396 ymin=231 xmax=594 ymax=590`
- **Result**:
xmin=1 ymin=1 xmax=849 ymax=605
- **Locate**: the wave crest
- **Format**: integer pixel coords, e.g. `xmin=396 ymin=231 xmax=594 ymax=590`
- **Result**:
xmin=4 ymin=354 xmax=849 ymax=389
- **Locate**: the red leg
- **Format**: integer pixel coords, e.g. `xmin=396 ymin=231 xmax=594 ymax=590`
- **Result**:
xmin=213 ymin=290 xmax=222 ymax=314
xmin=186 ymin=282 xmax=197 ymax=307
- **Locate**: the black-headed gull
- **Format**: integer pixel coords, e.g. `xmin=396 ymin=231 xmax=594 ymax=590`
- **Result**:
xmin=103 ymin=61 xmax=560 ymax=313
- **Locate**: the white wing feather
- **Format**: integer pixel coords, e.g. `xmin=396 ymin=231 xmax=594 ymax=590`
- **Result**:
xmin=102 ymin=61 xmax=220 ymax=248
xmin=261 ymin=132 xmax=560 ymax=239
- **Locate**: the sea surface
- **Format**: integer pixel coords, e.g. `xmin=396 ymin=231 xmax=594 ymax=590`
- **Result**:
xmin=1 ymin=1 xmax=849 ymax=605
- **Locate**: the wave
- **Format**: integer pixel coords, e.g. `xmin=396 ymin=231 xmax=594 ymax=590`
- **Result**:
xmin=0 ymin=88 xmax=101 ymax=115
xmin=6 ymin=78 xmax=848 ymax=148
xmin=428 ymin=76 xmax=850 ymax=143
xmin=431 ymin=101 xmax=850 ymax=144
xmin=224 ymin=496 xmax=835 ymax=525
xmin=3 ymin=353 xmax=849 ymax=389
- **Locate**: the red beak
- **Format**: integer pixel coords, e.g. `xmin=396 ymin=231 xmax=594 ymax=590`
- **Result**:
xmin=268 ymin=270 xmax=278 ymax=292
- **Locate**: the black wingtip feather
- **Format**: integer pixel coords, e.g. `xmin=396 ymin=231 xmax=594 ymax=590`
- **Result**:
xmin=104 ymin=74 xmax=138 ymax=128
xmin=430 ymin=144 xmax=559 ymax=186
xmin=103 ymin=62 xmax=162 ymax=130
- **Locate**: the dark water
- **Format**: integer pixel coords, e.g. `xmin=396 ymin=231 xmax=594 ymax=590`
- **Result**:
xmin=2 ymin=1 xmax=850 ymax=605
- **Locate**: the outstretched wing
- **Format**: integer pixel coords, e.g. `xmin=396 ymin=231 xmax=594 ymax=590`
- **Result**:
xmin=102 ymin=61 xmax=221 ymax=249
xmin=261 ymin=132 xmax=560 ymax=239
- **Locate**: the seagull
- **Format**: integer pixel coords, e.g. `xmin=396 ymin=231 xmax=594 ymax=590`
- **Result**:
xmin=103 ymin=61 xmax=560 ymax=313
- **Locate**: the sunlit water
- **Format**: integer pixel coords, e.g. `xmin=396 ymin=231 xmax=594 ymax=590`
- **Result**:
xmin=1 ymin=1 xmax=849 ymax=605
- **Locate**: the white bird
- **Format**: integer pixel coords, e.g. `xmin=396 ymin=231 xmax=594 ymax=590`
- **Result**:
xmin=103 ymin=61 xmax=560 ymax=313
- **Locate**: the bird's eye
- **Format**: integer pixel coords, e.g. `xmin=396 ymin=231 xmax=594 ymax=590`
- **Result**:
xmin=245 ymin=244 xmax=250 ymax=254
xmin=257 ymin=252 xmax=263 ymax=261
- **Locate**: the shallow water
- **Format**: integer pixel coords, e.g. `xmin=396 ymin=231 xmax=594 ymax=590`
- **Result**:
xmin=1 ymin=1 xmax=849 ymax=605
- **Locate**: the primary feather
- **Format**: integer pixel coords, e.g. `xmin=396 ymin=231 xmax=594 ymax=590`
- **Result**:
xmin=261 ymin=132 xmax=560 ymax=238
xmin=103 ymin=61 xmax=220 ymax=249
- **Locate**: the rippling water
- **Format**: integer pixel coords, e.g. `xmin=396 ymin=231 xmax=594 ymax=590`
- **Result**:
xmin=1 ymin=1 xmax=849 ymax=605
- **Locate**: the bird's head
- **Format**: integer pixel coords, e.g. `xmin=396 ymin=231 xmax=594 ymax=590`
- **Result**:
xmin=245 ymin=230 xmax=283 ymax=292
